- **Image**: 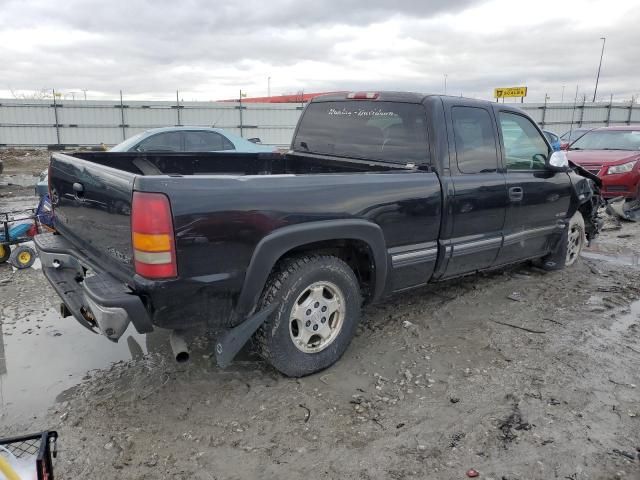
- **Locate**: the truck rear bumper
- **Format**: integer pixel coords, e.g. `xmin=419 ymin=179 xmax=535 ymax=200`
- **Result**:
xmin=34 ymin=233 xmax=153 ymax=341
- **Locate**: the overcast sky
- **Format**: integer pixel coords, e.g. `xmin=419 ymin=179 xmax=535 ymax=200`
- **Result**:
xmin=1 ymin=0 xmax=639 ymax=103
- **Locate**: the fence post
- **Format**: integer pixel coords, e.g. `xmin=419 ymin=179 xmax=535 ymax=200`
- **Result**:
xmin=605 ymin=94 xmax=613 ymax=126
xmin=541 ymin=95 xmax=548 ymax=128
xmin=238 ymin=89 xmax=244 ymax=137
xmin=52 ymin=89 xmax=61 ymax=145
xmin=119 ymin=90 xmax=126 ymax=140
xmin=628 ymin=97 xmax=634 ymax=125
xmin=175 ymin=90 xmax=182 ymax=126
xmin=578 ymin=96 xmax=586 ymax=127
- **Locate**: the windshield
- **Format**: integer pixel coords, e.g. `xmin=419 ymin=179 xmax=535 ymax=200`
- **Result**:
xmin=293 ymin=101 xmax=428 ymax=163
xmin=570 ymin=130 xmax=640 ymax=151
xmin=109 ymin=132 xmax=147 ymax=152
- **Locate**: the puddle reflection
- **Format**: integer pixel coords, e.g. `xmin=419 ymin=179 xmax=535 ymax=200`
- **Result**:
xmin=0 ymin=307 xmax=151 ymax=421
xmin=582 ymin=242 xmax=640 ymax=267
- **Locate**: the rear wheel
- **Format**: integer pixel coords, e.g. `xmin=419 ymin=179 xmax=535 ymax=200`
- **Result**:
xmin=10 ymin=245 xmax=36 ymax=269
xmin=0 ymin=244 xmax=10 ymax=263
xmin=255 ymin=254 xmax=362 ymax=377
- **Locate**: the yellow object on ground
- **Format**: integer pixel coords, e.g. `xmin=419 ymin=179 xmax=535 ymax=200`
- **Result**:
xmin=17 ymin=250 xmax=31 ymax=266
xmin=0 ymin=454 xmax=21 ymax=480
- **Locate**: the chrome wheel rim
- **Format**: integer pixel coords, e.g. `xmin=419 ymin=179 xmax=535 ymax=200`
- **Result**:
xmin=289 ymin=281 xmax=346 ymax=353
xmin=566 ymin=222 xmax=584 ymax=266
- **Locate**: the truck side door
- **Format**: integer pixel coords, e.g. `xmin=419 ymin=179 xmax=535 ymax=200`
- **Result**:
xmin=495 ymin=111 xmax=572 ymax=265
xmin=440 ymin=105 xmax=508 ymax=278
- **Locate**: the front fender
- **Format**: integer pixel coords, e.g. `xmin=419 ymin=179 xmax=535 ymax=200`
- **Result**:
xmin=567 ymin=169 xmax=603 ymax=241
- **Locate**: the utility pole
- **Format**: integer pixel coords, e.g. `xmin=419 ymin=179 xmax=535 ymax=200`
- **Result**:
xmin=561 ymin=85 xmax=565 ymax=103
xmin=444 ymin=74 xmax=448 ymax=95
xmin=592 ymin=37 xmax=606 ymax=102
xmin=268 ymin=77 xmax=271 ymax=98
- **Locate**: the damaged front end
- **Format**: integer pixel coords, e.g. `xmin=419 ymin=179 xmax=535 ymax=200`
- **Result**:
xmin=569 ymin=161 xmax=605 ymax=244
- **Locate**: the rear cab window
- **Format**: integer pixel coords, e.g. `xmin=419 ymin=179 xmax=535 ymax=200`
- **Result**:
xmin=293 ymin=101 xmax=429 ymax=164
xmin=451 ymin=106 xmax=499 ymax=174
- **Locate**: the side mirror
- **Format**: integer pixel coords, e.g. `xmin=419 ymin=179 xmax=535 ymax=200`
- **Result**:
xmin=547 ymin=150 xmax=569 ymax=171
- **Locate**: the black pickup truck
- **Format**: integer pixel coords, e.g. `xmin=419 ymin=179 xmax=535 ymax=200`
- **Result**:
xmin=35 ymin=92 xmax=601 ymax=376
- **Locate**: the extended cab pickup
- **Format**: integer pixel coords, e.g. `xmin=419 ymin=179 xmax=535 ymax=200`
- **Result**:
xmin=35 ymin=92 xmax=601 ymax=376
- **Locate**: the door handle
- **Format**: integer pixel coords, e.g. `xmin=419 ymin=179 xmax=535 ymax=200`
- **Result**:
xmin=509 ymin=186 xmax=523 ymax=202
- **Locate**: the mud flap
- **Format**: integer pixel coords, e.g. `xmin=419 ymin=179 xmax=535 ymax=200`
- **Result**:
xmin=215 ymin=304 xmax=278 ymax=368
xmin=540 ymin=227 xmax=569 ymax=271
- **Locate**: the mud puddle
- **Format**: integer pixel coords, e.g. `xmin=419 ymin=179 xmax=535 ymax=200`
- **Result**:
xmin=0 ymin=193 xmax=40 ymax=217
xmin=602 ymin=297 xmax=640 ymax=338
xmin=582 ymin=242 xmax=640 ymax=267
xmin=0 ymin=304 xmax=148 ymax=422
xmin=0 ymin=173 xmax=38 ymax=188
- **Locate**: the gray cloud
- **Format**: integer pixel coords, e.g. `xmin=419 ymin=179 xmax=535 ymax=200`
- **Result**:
xmin=1 ymin=0 xmax=639 ymax=103
xmin=1 ymin=0 xmax=482 ymax=31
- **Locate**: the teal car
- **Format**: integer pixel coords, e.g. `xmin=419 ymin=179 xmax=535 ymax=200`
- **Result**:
xmin=109 ymin=127 xmax=276 ymax=153
xmin=36 ymin=127 xmax=276 ymax=197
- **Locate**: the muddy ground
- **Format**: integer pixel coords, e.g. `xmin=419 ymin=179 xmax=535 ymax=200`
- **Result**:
xmin=1 ymin=150 xmax=639 ymax=480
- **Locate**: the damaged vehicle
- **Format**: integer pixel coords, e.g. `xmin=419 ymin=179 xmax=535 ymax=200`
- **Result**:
xmin=567 ymin=126 xmax=640 ymax=201
xmin=35 ymin=92 xmax=601 ymax=377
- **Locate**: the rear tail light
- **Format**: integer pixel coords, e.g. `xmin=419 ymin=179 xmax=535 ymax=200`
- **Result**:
xmin=131 ymin=191 xmax=177 ymax=279
xmin=347 ymin=91 xmax=379 ymax=100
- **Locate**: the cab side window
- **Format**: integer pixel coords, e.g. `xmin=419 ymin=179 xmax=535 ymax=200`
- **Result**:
xmin=452 ymin=107 xmax=499 ymax=174
xmin=499 ymin=112 xmax=548 ymax=170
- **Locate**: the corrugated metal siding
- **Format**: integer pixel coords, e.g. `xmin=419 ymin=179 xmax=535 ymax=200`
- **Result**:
xmin=1 ymin=98 xmax=639 ymax=147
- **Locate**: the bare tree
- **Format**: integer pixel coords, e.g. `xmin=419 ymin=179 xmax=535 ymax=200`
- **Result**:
xmin=9 ymin=88 xmax=54 ymax=99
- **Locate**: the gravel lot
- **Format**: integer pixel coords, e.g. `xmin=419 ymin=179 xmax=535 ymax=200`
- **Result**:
xmin=1 ymin=150 xmax=639 ymax=480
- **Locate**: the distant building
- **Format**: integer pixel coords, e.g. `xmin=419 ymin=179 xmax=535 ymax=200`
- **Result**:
xmin=220 ymin=92 xmax=345 ymax=103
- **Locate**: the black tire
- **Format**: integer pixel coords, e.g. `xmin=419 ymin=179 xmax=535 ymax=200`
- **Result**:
xmin=0 ymin=244 xmax=10 ymax=263
xmin=540 ymin=211 xmax=586 ymax=271
xmin=255 ymin=254 xmax=362 ymax=377
xmin=10 ymin=245 xmax=37 ymax=269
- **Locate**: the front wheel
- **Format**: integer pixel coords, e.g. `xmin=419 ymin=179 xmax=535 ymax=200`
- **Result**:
xmin=255 ymin=255 xmax=362 ymax=377
xmin=541 ymin=211 xmax=586 ymax=270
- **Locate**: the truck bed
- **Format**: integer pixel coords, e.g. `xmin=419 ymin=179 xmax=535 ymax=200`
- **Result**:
xmin=48 ymin=151 xmax=442 ymax=329
xmin=68 ymin=151 xmax=408 ymax=176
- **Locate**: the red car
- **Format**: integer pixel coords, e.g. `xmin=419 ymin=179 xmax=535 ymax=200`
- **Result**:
xmin=566 ymin=126 xmax=640 ymax=200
